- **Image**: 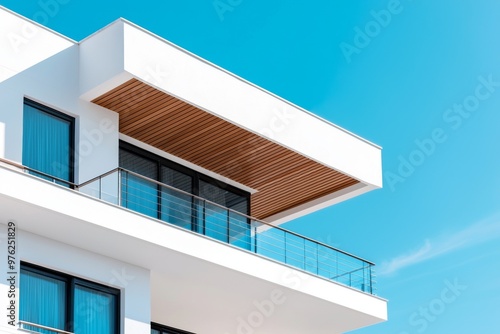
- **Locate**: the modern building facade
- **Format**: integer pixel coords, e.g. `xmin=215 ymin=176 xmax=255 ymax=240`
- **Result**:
xmin=0 ymin=6 xmax=387 ymax=334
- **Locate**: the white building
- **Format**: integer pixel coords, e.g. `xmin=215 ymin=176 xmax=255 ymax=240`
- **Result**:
xmin=0 ymin=6 xmax=387 ymax=334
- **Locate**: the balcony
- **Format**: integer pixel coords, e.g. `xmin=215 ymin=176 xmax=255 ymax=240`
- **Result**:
xmin=0 ymin=158 xmax=376 ymax=294
xmin=76 ymin=167 xmax=376 ymax=294
xmin=0 ymin=159 xmax=386 ymax=333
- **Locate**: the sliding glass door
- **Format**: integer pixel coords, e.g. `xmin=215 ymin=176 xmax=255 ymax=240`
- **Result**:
xmin=119 ymin=143 xmax=251 ymax=248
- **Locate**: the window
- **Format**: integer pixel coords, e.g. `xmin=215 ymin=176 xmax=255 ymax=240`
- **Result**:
xmin=119 ymin=142 xmax=251 ymax=248
xmin=151 ymin=323 xmax=194 ymax=334
xmin=120 ymin=149 xmax=159 ymax=218
xmin=20 ymin=263 xmax=120 ymax=334
xmin=198 ymin=179 xmax=250 ymax=245
xmin=22 ymin=99 xmax=75 ymax=186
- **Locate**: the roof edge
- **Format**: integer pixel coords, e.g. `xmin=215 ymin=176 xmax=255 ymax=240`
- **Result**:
xmin=95 ymin=18 xmax=383 ymax=150
xmin=0 ymin=5 xmax=77 ymax=44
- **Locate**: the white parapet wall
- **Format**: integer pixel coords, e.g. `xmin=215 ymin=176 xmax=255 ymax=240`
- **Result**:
xmin=0 ymin=6 xmax=75 ymax=83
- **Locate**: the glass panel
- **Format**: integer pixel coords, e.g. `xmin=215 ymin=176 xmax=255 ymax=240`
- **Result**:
xmin=20 ymin=269 xmax=66 ymax=333
xmin=317 ymin=245 xmax=336 ymax=279
xmin=304 ymin=240 xmax=318 ymax=274
xmin=204 ymin=202 xmax=228 ymax=242
xmin=121 ymin=172 xmax=158 ymax=218
xmin=22 ymin=103 xmax=72 ymax=184
xmin=199 ymin=181 xmax=228 ymax=242
xmin=160 ymin=166 xmax=193 ymax=229
xmin=119 ymin=150 xmax=158 ymax=218
xmin=151 ymin=330 xmax=161 ymax=334
xmin=229 ymin=211 xmax=251 ymax=250
xmin=255 ymin=226 xmax=286 ymax=262
xmin=285 ymin=233 xmax=305 ymax=269
xmin=100 ymin=171 xmax=120 ymax=205
xmin=74 ymin=284 xmax=117 ymax=334
xmin=198 ymin=180 xmax=250 ymax=244
xmin=193 ymin=197 xmax=204 ymax=234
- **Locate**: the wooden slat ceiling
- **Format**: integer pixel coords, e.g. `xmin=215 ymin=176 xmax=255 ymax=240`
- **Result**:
xmin=92 ymin=79 xmax=359 ymax=220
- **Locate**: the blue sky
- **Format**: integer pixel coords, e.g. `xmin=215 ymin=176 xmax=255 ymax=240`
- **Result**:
xmin=2 ymin=0 xmax=499 ymax=332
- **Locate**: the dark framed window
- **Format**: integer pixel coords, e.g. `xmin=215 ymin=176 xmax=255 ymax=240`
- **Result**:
xmin=119 ymin=141 xmax=250 ymax=214
xmin=119 ymin=142 xmax=251 ymax=247
xmin=22 ymin=99 xmax=75 ymax=186
xmin=151 ymin=322 xmax=195 ymax=334
xmin=20 ymin=262 xmax=120 ymax=334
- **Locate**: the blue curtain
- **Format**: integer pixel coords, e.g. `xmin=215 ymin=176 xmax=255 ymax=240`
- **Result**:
xmin=74 ymin=284 xmax=116 ymax=334
xmin=20 ymin=269 xmax=66 ymax=333
xmin=23 ymin=104 xmax=72 ymax=184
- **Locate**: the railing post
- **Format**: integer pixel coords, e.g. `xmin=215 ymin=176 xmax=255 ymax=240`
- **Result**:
xmin=253 ymin=222 xmax=257 ymax=254
xmin=370 ymin=266 xmax=373 ymax=294
xmin=284 ymin=231 xmax=287 ymax=264
xmin=303 ymin=238 xmax=306 ymax=270
xmin=316 ymin=243 xmax=319 ymax=275
xmin=336 ymin=251 xmax=339 ymax=279
xmin=226 ymin=208 xmax=230 ymax=244
xmin=117 ymin=169 xmax=122 ymax=207
xmin=202 ymin=199 xmax=206 ymax=235
xmin=363 ymin=263 xmax=370 ymax=291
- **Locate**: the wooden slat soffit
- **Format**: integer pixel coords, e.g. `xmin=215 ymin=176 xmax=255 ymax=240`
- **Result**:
xmin=92 ymin=79 xmax=359 ymax=219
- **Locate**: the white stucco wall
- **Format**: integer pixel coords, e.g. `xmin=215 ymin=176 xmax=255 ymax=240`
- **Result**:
xmin=0 ymin=7 xmax=75 ymax=83
xmin=0 ymin=227 xmax=151 ymax=334
xmin=0 ymin=44 xmax=119 ymax=183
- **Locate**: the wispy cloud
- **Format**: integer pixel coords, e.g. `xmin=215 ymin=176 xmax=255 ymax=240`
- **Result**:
xmin=378 ymin=215 xmax=500 ymax=276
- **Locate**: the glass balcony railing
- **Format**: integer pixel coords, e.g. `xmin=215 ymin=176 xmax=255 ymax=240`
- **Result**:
xmin=0 ymin=159 xmax=376 ymax=294
xmin=78 ymin=168 xmax=376 ymax=294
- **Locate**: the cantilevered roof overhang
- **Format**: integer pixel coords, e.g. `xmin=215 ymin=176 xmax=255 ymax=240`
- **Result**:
xmin=79 ymin=20 xmax=382 ymax=224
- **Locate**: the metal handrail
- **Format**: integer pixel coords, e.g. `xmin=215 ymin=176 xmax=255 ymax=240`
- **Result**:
xmin=77 ymin=167 xmax=120 ymax=188
xmin=18 ymin=320 xmax=74 ymax=334
xmin=0 ymin=157 xmax=77 ymax=187
xmin=82 ymin=167 xmax=375 ymax=266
